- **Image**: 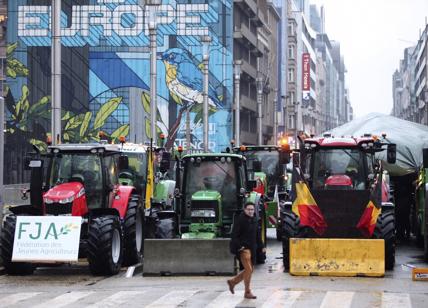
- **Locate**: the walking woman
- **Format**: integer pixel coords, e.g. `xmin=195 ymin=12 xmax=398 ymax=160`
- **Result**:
xmin=227 ymin=202 xmax=265 ymax=299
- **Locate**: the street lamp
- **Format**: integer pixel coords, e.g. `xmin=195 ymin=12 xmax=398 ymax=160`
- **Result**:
xmin=201 ymin=35 xmax=211 ymax=152
xmin=233 ymin=60 xmax=242 ymax=146
xmin=147 ymin=0 xmax=161 ymax=146
xmin=256 ymin=76 xmax=263 ymax=145
xmin=273 ymin=88 xmax=278 ymax=145
xmin=51 ymin=0 xmax=61 ymax=145
xmin=293 ymin=101 xmax=299 ymax=145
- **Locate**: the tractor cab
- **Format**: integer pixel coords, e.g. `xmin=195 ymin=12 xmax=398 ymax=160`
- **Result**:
xmin=234 ymin=145 xmax=291 ymax=198
xmin=178 ymin=153 xmax=251 ymax=238
xmin=42 ymin=144 xmax=122 ymax=215
xmin=117 ymin=144 xmax=148 ymax=194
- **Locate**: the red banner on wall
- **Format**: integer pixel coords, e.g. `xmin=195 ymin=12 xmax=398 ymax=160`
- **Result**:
xmin=302 ymin=53 xmax=310 ymax=91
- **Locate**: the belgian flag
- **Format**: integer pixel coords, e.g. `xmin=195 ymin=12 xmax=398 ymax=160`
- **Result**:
xmin=356 ymin=167 xmax=383 ymax=237
xmin=291 ymin=168 xmax=328 ymax=235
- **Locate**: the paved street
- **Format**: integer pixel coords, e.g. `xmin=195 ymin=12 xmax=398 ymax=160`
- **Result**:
xmin=0 ymin=230 xmax=427 ymax=308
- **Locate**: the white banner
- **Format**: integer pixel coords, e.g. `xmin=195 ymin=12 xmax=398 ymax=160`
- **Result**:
xmin=12 ymin=216 xmax=82 ymax=262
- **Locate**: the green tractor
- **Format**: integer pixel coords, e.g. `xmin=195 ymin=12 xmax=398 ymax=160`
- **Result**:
xmin=116 ymin=143 xmax=176 ymax=239
xmin=234 ymin=145 xmax=291 ymax=240
xmin=414 ymin=148 xmax=428 ymax=261
xmin=143 ymin=152 xmax=267 ymax=275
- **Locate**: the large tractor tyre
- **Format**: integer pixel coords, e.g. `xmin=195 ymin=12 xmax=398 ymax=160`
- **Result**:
xmin=276 ymin=226 xmax=282 ymax=241
xmin=373 ymin=211 xmax=396 ymax=271
xmin=87 ymin=216 xmax=123 ymax=276
xmin=281 ymin=211 xmax=301 ymax=271
xmin=0 ymin=215 xmax=35 ymax=275
xmin=123 ymin=195 xmax=144 ymax=266
xmin=155 ymin=217 xmax=176 ymax=238
xmin=256 ymin=208 xmax=267 ymax=264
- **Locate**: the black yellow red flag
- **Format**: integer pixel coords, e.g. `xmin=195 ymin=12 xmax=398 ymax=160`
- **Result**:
xmin=357 ymin=167 xmax=383 ymax=237
xmin=290 ymin=167 xmax=328 ymax=235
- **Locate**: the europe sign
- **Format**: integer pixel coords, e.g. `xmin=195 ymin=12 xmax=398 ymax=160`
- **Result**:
xmin=18 ymin=1 xmax=211 ymax=47
xmin=12 ymin=216 xmax=82 ymax=262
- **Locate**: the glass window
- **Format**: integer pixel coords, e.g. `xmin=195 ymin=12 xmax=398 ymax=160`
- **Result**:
xmin=184 ymin=159 xmax=238 ymax=214
xmin=312 ymin=149 xmax=367 ymax=190
xmin=49 ymin=153 xmax=103 ymax=208
xmin=105 ymin=155 xmax=119 ymax=186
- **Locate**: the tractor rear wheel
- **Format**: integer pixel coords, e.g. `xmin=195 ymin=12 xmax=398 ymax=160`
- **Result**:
xmin=87 ymin=216 xmax=123 ymax=275
xmin=0 ymin=215 xmax=35 ymax=275
xmin=123 ymin=195 xmax=144 ymax=266
xmin=281 ymin=211 xmax=301 ymax=271
xmin=373 ymin=211 xmax=396 ymax=270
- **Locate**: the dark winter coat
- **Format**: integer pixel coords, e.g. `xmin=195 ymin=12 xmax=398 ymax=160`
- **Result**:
xmin=230 ymin=212 xmax=261 ymax=265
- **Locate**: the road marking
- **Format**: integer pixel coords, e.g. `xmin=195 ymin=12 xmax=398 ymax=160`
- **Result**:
xmin=32 ymin=291 xmax=94 ymax=308
xmin=262 ymin=290 xmax=302 ymax=308
xmin=320 ymin=291 xmax=354 ymax=308
xmin=86 ymin=291 xmax=145 ymax=308
xmin=206 ymin=291 xmax=245 ymax=308
xmin=0 ymin=292 xmax=41 ymax=307
xmin=382 ymin=292 xmax=411 ymax=308
xmin=145 ymin=290 xmax=198 ymax=308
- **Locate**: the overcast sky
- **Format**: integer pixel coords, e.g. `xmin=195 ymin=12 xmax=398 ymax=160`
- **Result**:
xmin=310 ymin=0 xmax=428 ymax=118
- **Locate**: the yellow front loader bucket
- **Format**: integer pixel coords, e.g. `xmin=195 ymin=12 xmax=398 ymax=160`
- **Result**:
xmin=289 ymin=238 xmax=385 ymax=277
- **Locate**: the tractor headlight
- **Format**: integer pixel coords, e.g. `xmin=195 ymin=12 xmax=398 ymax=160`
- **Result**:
xmin=59 ymin=195 xmax=75 ymax=204
xmin=191 ymin=209 xmax=216 ymax=218
xmin=44 ymin=197 xmax=54 ymax=204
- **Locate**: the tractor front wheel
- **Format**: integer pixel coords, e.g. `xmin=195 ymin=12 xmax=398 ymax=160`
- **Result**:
xmin=0 ymin=215 xmax=35 ymax=275
xmin=281 ymin=211 xmax=301 ymax=271
xmin=373 ymin=211 xmax=396 ymax=270
xmin=87 ymin=216 xmax=123 ymax=275
xmin=123 ymin=195 xmax=144 ymax=266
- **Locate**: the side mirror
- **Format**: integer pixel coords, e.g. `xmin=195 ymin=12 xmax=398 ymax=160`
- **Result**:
xmin=279 ymin=151 xmax=291 ymax=164
xmin=247 ymin=180 xmax=257 ymax=191
xmin=292 ymin=152 xmax=300 ymax=167
xmin=28 ymin=159 xmax=43 ymax=169
xmin=118 ymin=155 xmax=129 ymax=170
xmin=387 ymin=144 xmax=396 ymax=164
xmin=253 ymin=160 xmax=262 ymax=172
xmin=423 ymin=148 xmax=428 ymax=169
xmin=160 ymin=152 xmax=171 ymax=173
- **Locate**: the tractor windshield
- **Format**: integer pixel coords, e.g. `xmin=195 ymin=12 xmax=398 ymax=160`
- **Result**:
xmin=49 ymin=154 xmax=103 ymax=208
xmin=246 ymin=150 xmax=282 ymax=193
xmin=312 ymin=148 xmax=368 ymax=190
xmin=118 ymin=152 xmax=147 ymax=194
xmin=185 ymin=159 xmax=238 ymax=214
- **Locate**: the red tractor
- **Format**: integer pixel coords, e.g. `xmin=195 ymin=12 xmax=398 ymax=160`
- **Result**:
xmin=1 ymin=143 xmax=144 ymax=275
xmin=281 ymin=134 xmax=397 ymax=274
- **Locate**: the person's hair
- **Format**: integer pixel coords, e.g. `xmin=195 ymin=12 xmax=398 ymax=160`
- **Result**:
xmin=244 ymin=202 xmax=255 ymax=209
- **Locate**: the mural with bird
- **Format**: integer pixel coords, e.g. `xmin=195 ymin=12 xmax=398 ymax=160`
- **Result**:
xmin=161 ymin=47 xmax=224 ymax=148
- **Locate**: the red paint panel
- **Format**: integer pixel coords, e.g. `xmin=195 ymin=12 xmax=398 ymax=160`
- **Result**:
xmin=112 ymin=185 xmax=135 ymax=219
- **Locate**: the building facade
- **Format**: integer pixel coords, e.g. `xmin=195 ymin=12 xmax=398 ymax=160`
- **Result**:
xmin=393 ymin=23 xmax=427 ymax=125
xmin=4 ymin=0 xmax=234 ymax=184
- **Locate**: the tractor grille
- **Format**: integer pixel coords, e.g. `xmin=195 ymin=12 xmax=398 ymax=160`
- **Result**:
xmin=190 ymin=200 xmax=219 ymax=223
xmin=311 ymin=190 xmax=370 ymax=238
xmin=45 ymin=202 xmax=73 ymax=216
